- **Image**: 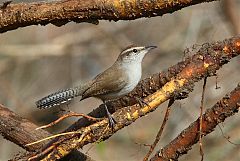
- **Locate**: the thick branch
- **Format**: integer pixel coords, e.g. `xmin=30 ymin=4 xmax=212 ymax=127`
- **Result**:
xmin=0 ymin=0 xmax=217 ymax=33
xmin=32 ymin=35 xmax=240 ymax=160
xmin=0 ymin=104 xmax=49 ymax=151
xmin=150 ymin=83 xmax=240 ymax=161
xmin=0 ymin=104 xmax=93 ymax=161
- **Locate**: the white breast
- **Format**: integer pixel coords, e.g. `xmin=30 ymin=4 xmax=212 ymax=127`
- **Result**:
xmin=117 ymin=62 xmax=142 ymax=96
xmin=99 ymin=61 xmax=143 ymax=101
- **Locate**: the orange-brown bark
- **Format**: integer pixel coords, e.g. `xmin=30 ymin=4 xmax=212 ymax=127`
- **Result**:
xmin=0 ymin=0 xmax=217 ymax=33
xmin=150 ymin=84 xmax=240 ymax=161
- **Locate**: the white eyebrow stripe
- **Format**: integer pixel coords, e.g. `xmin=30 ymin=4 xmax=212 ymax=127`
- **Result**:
xmin=122 ymin=47 xmax=144 ymax=54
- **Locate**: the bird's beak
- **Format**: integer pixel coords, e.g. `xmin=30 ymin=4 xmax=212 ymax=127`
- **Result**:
xmin=145 ymin=46 xmax=157 ymax=50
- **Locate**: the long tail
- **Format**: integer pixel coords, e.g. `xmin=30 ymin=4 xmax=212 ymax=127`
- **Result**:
xmin=36 ymin=84 xmax=89 ymax=109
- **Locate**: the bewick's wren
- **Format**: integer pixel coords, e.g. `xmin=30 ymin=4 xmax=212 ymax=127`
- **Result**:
xmin=36 ymin=45 xmax=156 ymax=128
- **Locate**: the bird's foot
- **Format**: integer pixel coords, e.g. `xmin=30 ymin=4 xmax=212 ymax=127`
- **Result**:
xmin=134 ymin=96 xmax=151 ymax=108
xmin=107 ymin=113 xmax=116 ymax=130
xmin=104 ymin=103 xmax=116 ymax=130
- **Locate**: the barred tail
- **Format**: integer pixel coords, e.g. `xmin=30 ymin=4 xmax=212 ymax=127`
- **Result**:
xmin=36 ymin=84 xmax=89 ymax=109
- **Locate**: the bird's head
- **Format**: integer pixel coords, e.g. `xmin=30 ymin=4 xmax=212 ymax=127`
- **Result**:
xmin=117 ymin=45 xmax=157 ymax=64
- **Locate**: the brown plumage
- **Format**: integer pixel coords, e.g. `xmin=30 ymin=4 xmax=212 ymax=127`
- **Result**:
xmin=81 ymin=63 xmax=128 ymax=100
xmin=36 ymin=45 xmax=157 ymax=128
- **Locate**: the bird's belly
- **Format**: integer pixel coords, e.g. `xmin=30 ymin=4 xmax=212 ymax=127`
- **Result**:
xmin=99 ymin=84 xmax=137 ymax=100
xmin=99 ymin=72 xmax=141 ymax=100
xmin=118 ymin=80 xmax=138 ymax=95
xmin=98 ymin=63 xmax=142 ymax=101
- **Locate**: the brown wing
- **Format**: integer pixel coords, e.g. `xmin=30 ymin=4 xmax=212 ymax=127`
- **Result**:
xmin=82 ymin=64 xmax=128 ymax=100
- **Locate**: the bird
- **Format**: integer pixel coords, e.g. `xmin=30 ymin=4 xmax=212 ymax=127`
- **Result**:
xmin=36 ymin=45 xmax=157 ymax=128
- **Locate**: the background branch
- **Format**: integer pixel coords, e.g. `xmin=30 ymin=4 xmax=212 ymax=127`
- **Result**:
xmin=0 ymin=0 xmax=217 ymax=33
xmin=150 ymin=83 xmax=240 ymax=161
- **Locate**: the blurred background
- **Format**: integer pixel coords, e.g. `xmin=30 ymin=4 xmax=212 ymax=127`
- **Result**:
xmin=0 ymin=0 xmax=239 ymax=160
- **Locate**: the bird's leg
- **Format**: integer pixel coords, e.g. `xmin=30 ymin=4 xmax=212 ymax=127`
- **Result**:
xmin=134 ymin=96 xmax=151 ymax=108
xmin=103 ymin=101 xmax=116 ymax=130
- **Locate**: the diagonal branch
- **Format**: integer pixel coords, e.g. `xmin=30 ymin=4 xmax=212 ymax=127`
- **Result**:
xmin=30 ymin=35 xmax=240 ymax=160
xmin=150 ymin=83 xmax=240 ymax=161
xmin=0 ymin=0 xmax=218 ymax=33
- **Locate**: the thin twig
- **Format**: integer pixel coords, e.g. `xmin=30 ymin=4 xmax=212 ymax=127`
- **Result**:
xmin=26 ymin=131 xmax=83 ymax=146
xmin=143 ymin=98 xmax=174 ymax=161
xmin=0 ymin=1 xmax=12 ymax=10
xmin=27 ymin=128 xmax=90 ymax=161
xmin=27 ymin=145 xmax=55 ymax=161
xmin=199 ymin=77 xmax=207 ymax=161
xmin=215 ymin=74 xmax=221 ymax=89
xmin=217 ymin=125 xmax=240 ymax=146
xmin=36 ymin=112 xmax=101 ymax=130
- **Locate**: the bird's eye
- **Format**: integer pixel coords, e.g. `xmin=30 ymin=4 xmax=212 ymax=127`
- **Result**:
xmin=133 ymin=49 xmax=138 ymax=53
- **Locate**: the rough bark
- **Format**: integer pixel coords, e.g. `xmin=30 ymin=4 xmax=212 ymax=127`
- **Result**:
xmin=150 ymin=83 xmax=240 ymax=161
xmin=0 ymin=104 xmax=93 ymax=161
xmin=0 ymin=104 xmax=50 ymax=151
xmin=0 ymin=0 xmax=218 ymax=33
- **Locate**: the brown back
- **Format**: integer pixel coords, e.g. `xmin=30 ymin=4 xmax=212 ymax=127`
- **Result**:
xmin=81 ymin=63 xmax=128 ymax=100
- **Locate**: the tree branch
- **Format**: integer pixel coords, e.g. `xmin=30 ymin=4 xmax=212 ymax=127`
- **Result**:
xmin=0 ymin=104 xmax=49 ymax=151
xmin=30 ymin=35 xmax=240 ymax=160
xmin=0 ymin=0 xmax=218 ymax=33
xmin=150 ymin=83 xmax=240 ymax=161
xmin=0 ymin=104 xmax=94 ymax=161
